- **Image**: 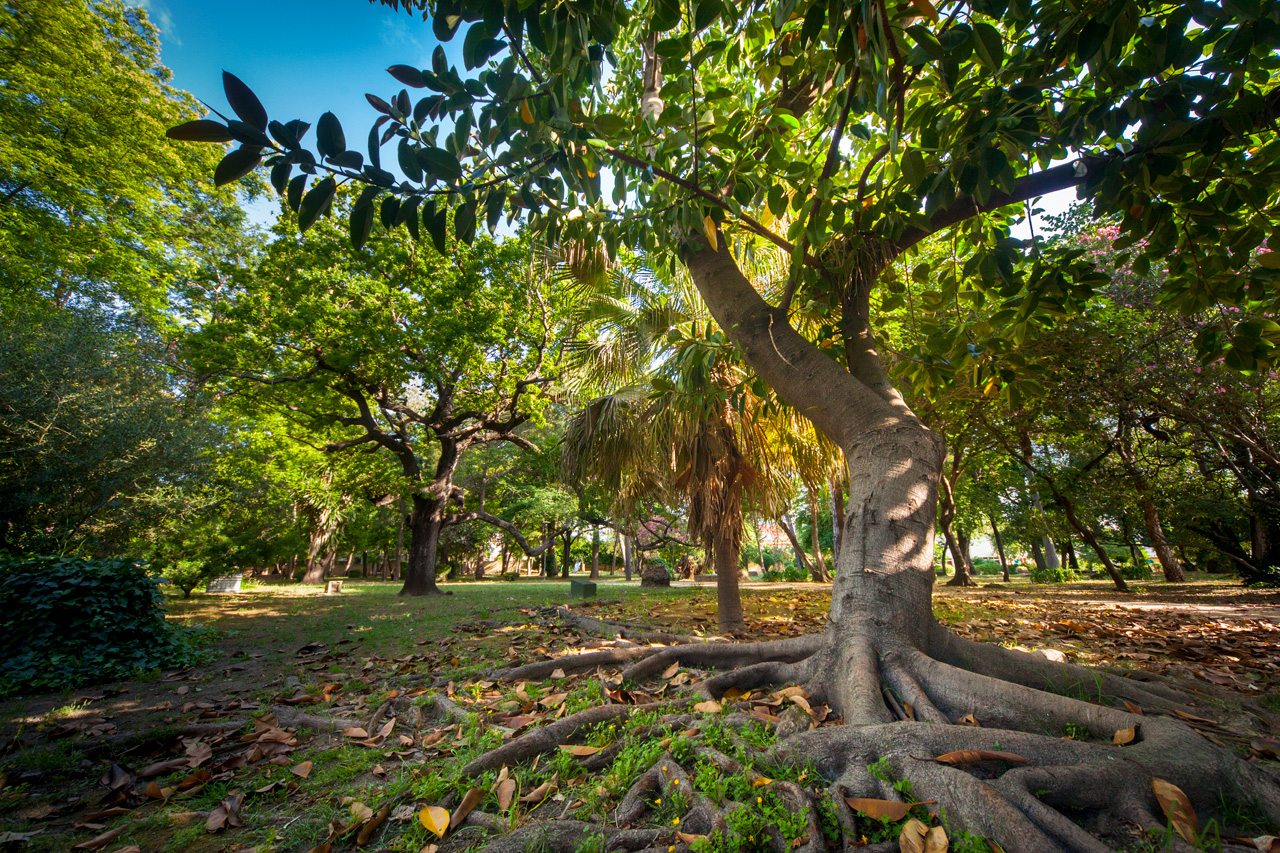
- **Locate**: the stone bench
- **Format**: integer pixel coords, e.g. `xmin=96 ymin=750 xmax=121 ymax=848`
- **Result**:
xmin=205 ymin=574 xmax=243 ymax=594
xmin=569 ymin=579 xmax=596 ymax=598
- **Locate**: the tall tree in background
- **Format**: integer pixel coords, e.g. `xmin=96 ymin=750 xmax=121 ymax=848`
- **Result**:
xmin=188 ymin=200 xmax=566 ymax=595
xmin=180 ymin=0 xmax=1280 ymax=843
xmin=0 ymin=0 xmax=239 ymax=315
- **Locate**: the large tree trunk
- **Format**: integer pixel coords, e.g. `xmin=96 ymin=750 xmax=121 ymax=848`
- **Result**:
xmin=482 ymin=239 xmax=1280 ymax=852
xmin=399 ymin=494 xmax=445 ymax=595
xmin=561 ymin=531 xmax=572 ymax=578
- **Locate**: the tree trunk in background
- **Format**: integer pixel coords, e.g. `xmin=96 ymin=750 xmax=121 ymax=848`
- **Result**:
xmin=623 ymin=535 xmax=632 ymax=581
xmin=779 ymin=513 xmax=817 ymax=580
xmin=396 ymin=497 xmax=406 ymax=582
xmin=1119 ymin=427 xmax=1184 ymax=582
xmin=1030 ymin=538 xmax=1047 ymax=573
xmin=938 ymin=472 xmax=974 ymax=586
xmin=590 ymin=528 xmax=600 ymax=580
xmin=940 ymin=540 xmax=948 ymax=576
xmin=302 ymin=505 xmax=339 ymax=584
xmin=1140 ymin=500 xmax=1184 ymax=581
xmin=988 ymin=513 xmax=1010 ymax=581
xmin=561 ymin=531 xmax=572 ymax=578
xmin=1058 ymin=494 xmax=1128 ymax=592
xmin=399 ymin=494 xmax=445 ymax=595
xmin=809 ymin=489 xmax=830 ymax=580
xmin=342 ymin=553 xmax=355 ymax=578
xmin=1064 ymin=539 xmax=1080 ymax=572
xmin=830 ymin=473 xmax=845 ymax=562
xmin=712 ymin=522 xmax=744 ymax=634
xmin=1042 ymin=534 xmax=1060 ymax=570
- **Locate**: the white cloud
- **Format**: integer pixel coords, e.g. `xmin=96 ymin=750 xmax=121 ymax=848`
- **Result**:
xmin=133 ymin=0 xmax=180 ymax=47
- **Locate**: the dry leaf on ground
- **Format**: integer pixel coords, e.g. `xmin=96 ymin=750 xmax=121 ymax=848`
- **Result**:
xmin=450 ymin=788 xmax=484 ymax=829
xmin=845 ymin=798 xmax=935 ymax=822
xmin=1152 ymin=778 xmax=1198 ymax=844
xmin=419 ymin=805 xmax=450 ymax=838
xmin=931 ymin=750 xmax=1028 ymax=766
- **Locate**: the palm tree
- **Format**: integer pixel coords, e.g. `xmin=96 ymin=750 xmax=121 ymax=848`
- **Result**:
xmin=560 ymin=252 xmax=832 ymax=633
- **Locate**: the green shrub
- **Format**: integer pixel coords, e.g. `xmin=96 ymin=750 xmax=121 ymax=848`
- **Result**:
xmin=0 ymin=555 xmax=204 ymax=696
xmin=971 ymin=557 xmax=1003 ymax=576
xmin=165 ymin=558 xmax=217 ymax=598
xmin=1028 ymin=564 xmax=1079 ymax=584
xmin=1119 ymin=559 xmax=1153 ymax=580
xmin=762 ymin=565 xmax=807 ymax=582
xmin=346 ymin=567 xmax=364 ymax=579
xmin=292 ymin=567 xmax=306 ymax=581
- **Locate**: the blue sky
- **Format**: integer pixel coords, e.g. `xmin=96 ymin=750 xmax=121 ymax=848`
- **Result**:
xmin=138 ymin=0 xmax=456 ymax=222
xmin=141 ymin=0 xmax=444 ymax=130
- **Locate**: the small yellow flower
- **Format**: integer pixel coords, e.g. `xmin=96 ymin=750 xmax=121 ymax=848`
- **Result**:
xmin=757 ymin=796 xmax=763 ymax=804
xmin=673 ymin=817 xmax=680 ymax=826
xmin=671 ymin=779 xmax=679 ymax=785
xmin=655 ymin=798 xmax=661 ymax=805
xmin=668 ymin=847 xmax=675 ymax=852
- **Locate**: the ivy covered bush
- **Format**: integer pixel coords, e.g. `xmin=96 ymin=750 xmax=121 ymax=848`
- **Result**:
xmin=0 ymin=555 xmax=204 ymax=695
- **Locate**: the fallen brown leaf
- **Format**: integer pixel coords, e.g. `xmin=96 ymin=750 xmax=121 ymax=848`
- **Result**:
xmin=931 ymin=750 xmax=1028 ymax=766
xmin=291 ymin=761 xmax=314 ymax=779
xmin=450 ymin=788 xmax=484 ymax=829
xmin=844 ymin=797 xmax=935 ymax=822
xmin=1152 ymin=778 xmax=1198 ymax=845
xmin=496 ymin=778 xmax=516 ymax=810
xmin=1112 ymin=726 xmax=1137 ymax=746
xmin=72 ymin=827 xmax=126 ymax=850
xmin=519 ymin=780 xmax=556 ymax=804
xmin=356 ymin=803 xmax=390 ymax=846
xmin=899 ymin=817 xmax=929 ymax=853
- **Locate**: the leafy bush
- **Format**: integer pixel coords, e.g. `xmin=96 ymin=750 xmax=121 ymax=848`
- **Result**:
xmin=164 ymin=558 xmax=217 ymax=598
xmin=347 ymin=567 xmax=365 ymax=579
xmin=971 ymin=557 xmax=1004 ymax=576
xmin=1119 ymin=559 xmax=1153 ymax=580
xmin=762 ymin=565 xmax=807 ymax=582
xmin=0 ymin=555 xmax=204 ymax=695
xmin=1028 ymin=564 xmax=1079 ymax=584
xmin=757 ymin=547 xmax=791 ymax=570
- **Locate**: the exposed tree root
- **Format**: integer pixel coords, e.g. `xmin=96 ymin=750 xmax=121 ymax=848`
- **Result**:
xmin=622 ymin=634 xmax=823 ymax=682
xmin=431 ymin=603 xmax=1280 ymax=853
xmin=488 ymin=645 xmax=659 ymax=682
xmin=463 ymin=702 xmax=665 ymax=776
xmin=470 ymin=819 xmax=670 ymax=853
xmin=551 ymin=606 xmax=721 ymax=646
